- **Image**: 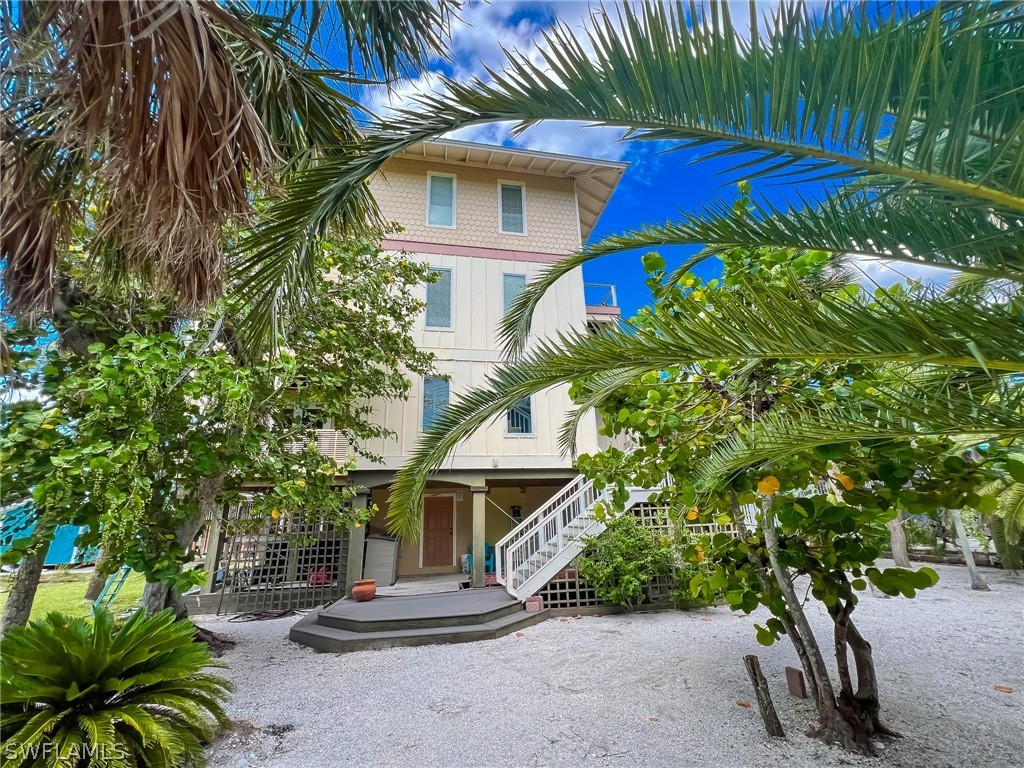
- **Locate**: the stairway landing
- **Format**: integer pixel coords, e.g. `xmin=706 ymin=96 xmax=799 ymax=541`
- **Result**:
xmin=289 ymin=588 xmax=549 ymax=653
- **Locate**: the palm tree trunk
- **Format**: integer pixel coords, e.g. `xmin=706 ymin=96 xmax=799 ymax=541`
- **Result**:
xmin=947 ymin=509 xmax=990 ymax=591
xmin=1 ymin=547 xmax=46 ymax=633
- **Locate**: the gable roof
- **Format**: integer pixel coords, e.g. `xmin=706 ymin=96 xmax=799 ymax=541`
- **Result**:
xmin=396 ymin=137 xmax=628 ymax=242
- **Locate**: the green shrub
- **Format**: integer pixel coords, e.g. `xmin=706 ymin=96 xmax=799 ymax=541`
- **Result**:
xmin=1 ymin=608 xmax=231 ymax=767
xmin=577 ymin=515 xmax=674 ymax=610
xmin=673 ymin=565 xmax=720 ymax=607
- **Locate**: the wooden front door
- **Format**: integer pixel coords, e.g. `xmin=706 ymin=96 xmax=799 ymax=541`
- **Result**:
xmin=422 ymin=496 xmax=454 ymax=567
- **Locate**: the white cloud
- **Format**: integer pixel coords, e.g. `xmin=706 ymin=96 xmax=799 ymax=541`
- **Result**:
xmin=848 ymin=256 xmax=954 ymax=290
xmin=364 ymin=0 xmax=629 ymax=159
xmin=364 ymin=1 xmax=788 ymax=161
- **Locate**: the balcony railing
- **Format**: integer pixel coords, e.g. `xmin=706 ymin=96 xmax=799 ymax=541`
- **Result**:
xmin=584 ymin=283 xmax=618 ymax=307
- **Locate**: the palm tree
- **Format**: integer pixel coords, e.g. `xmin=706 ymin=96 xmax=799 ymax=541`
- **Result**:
xmin=0 ymin=0 xmax=453 ymax=632
xmin=0 ymin=0 xmax=452 ymax=317
xmin=232 ymin=1 xmax=1022 ymax=524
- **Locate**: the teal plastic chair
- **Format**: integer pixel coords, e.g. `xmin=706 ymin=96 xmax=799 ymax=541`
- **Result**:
xmin=467 ymin=545 xmax=497 ymax=574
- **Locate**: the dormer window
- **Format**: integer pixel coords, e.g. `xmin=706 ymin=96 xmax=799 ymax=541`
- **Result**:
xmin=427 ymin=172 xmax=456 ymax=228
xmin=498 ymin=181 xmax=526 ymax=234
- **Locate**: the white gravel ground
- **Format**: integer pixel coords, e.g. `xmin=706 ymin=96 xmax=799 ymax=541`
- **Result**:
xmin=204 ymin=561 xmax=1023 ymax=768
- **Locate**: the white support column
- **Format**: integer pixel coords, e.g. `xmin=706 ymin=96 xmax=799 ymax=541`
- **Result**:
xmin=471 ymin=486 xmax=488 ymax=588
xmin=345 ymin=489 xmax=370 ymax=595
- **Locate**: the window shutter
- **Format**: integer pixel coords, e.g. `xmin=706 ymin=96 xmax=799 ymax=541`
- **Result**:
xmin=425 ymin=268 xmax=452 ymax=327
xmin=507 ymin=398 xmax=533 ymax=434
xmin=503 ymin=274 xmax=527 ymax=313
xmin=500 ymin=184 xmax=524 ymax=233
xmin=422 ymin=376 xmax=450 ymax=429
xmin=428 ymin=175 xmax=454 ymax=226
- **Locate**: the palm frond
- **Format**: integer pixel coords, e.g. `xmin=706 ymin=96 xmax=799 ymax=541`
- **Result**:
xmin=237 ymin=0 xmax=1022 ymax=354
xmin=499 ymin=189 xmax=1024 ymax=353
xmin=387 ymin=281 xmax=1024 ymax=536
xmin=2 ymin=0 xmax=278 ymax=313
xmin=997 ymin=481 xmax=1024 ymax=543
xmin=697 ymin=376 xmax=1024 ymax=483
xmin=254 ymin=0 xmax=455 ymax=82
xmin=1 ymin=609 xmax=231 ymax=767
xmin=989 ymin=515 xmax=1022 ymax=571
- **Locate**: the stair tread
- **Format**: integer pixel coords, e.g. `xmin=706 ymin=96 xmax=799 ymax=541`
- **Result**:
xmin=290 ymin=609 xmax=550 ymax=652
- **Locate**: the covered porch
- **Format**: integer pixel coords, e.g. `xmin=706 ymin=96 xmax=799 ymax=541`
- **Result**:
xmin=355 ymin=471 xmax=575 ymax=589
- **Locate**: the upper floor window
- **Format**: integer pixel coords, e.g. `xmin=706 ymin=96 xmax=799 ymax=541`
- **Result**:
xmin=498 ymin=181 xmax=526 ymax=234
xmin=425 ymin=267 xmax=453 ymax=328
xmin=422 ymin=376 xmax=450 ymax=430
xmin=503 ymin=273 xmax=527 ymax=314
xmin=507 ymin=397 xmax=533 ymax=435
xmin=427 ymin=172 xmax=456 ymax=228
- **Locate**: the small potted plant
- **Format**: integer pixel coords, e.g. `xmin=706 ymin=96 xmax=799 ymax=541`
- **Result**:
xmin=351 ymin=578 xmax=377 ymax=602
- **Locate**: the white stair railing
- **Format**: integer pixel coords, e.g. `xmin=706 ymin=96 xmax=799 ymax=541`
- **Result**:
xmin=496 ymin=471 xmax=661 ymax=600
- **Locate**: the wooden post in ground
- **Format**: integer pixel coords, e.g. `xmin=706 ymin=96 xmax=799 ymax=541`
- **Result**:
xmin=744 ymin=654 xmax=786 ymax=738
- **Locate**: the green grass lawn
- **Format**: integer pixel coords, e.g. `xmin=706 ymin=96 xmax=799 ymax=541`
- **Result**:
xmin=0 ymin=568 xmax=147 ymax=621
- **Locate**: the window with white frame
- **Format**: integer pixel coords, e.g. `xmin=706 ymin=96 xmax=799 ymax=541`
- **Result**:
xmin=425 ymin=267 xmax=452 ymax=328
xmin=427 ymin=173 xmax=456 ymax=228
xmin=502 ymin=273 xmax=527 ymax=314
xmin=422 ymin=376 xmax=450 ymax=430
xmin=498 ymin=182 xmax=526 ymax=234
xmin=506 ymin=397 xmax=533 ymax=435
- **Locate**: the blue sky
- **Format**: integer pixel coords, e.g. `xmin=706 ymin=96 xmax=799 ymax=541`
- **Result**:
xmin=361 ymin=1 xmax=951 ymax=318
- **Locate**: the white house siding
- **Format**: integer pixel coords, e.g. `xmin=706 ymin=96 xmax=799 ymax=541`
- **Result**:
xmin=354 ymin=249 xmax=601 ymax=472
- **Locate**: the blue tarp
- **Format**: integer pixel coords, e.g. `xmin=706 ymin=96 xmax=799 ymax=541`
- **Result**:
xmin=0 ymin=504 xmax=98 ymax=566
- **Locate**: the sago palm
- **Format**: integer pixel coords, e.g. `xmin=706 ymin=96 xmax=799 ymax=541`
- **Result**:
xmin=235 ymin=1 xmax=1023 ymax=535
xmin=1 ymin=608 xmax=231 ymax=768
xmin=0 ymin=0 xmax=451 ymax=317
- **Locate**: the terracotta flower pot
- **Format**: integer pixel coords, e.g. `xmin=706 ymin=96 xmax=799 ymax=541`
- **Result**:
xmin=352 ymin=578 xmax=377 ymax=602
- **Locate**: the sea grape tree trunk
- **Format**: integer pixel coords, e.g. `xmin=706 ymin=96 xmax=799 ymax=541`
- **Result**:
xmin=733 ymin=493 xmax=821 ymax=706
xmin=83 ymin=548 xmax=112 ymax=602
xmin=0 ymin=547 xmax=46 ymax=634
xmin=142 ymin=474 xmax=224 ymax=617
xmin=760 ymin=497 xmax=895 ymax=755
xmin=947 ymin=509 xmax=990 ymax=591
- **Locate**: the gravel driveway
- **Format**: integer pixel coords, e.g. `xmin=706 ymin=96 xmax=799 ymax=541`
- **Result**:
xmin=204 ymin=561 xmax=1023 ymax=768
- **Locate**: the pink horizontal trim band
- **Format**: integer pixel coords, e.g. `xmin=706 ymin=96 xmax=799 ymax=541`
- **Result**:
xmin=586 ymin=305 xmax=621 ymax=315
xmin=380 ymin=238 xmax=565 ymax=264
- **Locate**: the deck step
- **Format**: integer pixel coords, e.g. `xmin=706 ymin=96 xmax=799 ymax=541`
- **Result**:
xmin=318 ymin=597 xmax=522 ymax=632
xmin=289 ymin=608 xmax=550 ymax=653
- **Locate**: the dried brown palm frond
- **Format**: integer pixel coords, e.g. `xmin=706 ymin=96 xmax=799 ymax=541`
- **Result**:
xmin=2 ymin=0 xmax=277 ymax=314
xmin=0 ymin=144 xmax=63 ymax=315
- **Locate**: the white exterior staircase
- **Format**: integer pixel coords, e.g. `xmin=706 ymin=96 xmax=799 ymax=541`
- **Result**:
xmin=495 ymin=473 xmax=659 ymax=600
